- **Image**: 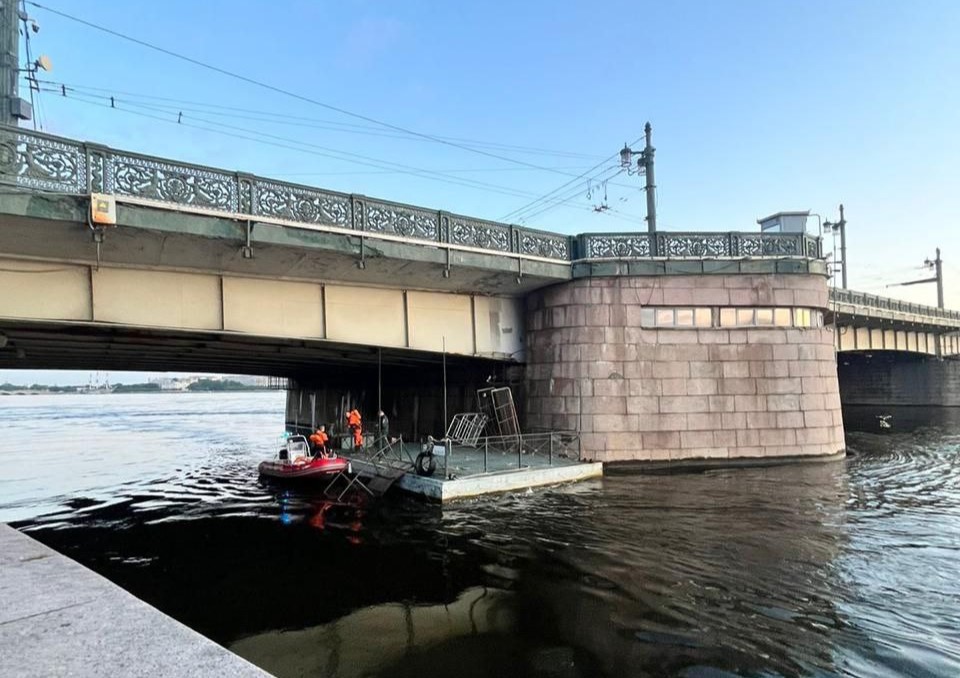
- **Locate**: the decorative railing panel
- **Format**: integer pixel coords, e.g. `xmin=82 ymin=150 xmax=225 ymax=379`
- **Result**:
xmin=110 ymin=153 xmax=238 ymax=212
xmin=0 ymin=126 xmax=828 ymax=265
xmin=580 ymin=233 xmax=653 ymax=258
xmin=658 ymin=232 xmax=730 ymax=257
xmin=0 ymin=129 xmax=87 ymax=193
xmin=364 ymin=200 xmax=439 ymax=241
xmin=515 ymin=227 xmax=570 ymax=259
xmin=443 ymin=213 xmax=512 ymax=252
xmin=253 ymin=179 xmax=350 ymax=227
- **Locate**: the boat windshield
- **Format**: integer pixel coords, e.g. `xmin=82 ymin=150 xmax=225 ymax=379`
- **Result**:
xmin=279 ymin=434 xmax=312 ymax=461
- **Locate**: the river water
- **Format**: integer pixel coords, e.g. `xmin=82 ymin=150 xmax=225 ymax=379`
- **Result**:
xmin=2 ymin=392 xmax=959 ymax=677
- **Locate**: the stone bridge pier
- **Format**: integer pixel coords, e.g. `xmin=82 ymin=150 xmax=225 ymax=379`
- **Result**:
xmin=525 ymin=273 xmax=846 ymax=464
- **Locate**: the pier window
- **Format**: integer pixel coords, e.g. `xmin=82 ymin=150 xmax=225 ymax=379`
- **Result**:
xmin=643 ymin=306 xmax=824 ymax=329
xmin=774 ymin=308 xmax=792 ymax=326
xmin=642 ymin=307 xmax=714 ymax=327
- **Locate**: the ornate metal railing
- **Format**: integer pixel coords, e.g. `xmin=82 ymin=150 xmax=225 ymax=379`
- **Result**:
xmin=575 ymin=231 xmax=820 ymax=259
xmin=830 ymin=288 xmax=960 ymax=322
xmin=0 ymin=126 xmax=571 ymax=260
xmin=0 ymin=125 xmax=822 ymax=264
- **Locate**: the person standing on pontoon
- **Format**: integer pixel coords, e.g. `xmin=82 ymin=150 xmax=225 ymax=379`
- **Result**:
xmin=346 ymin=408 xmax=363 ymax=451
xmin=377 ymin=410 xmax=389 ymax=443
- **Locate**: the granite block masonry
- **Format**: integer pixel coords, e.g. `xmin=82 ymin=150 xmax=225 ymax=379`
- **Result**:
xmin=525 ymin=274 xmax=845 ymax=464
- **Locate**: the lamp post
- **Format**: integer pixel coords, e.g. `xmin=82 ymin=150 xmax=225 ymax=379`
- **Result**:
xmin=619 ymin=122 xmax=657 ymax=234
xmin=824 ymin=204 xmax=847 ymax=289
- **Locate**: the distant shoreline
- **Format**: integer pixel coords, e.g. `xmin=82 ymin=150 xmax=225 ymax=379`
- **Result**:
xmin=0 ymin=388 xmax=277 ymax=396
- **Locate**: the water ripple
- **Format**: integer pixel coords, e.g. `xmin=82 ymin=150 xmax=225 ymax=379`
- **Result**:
xmin=4 ymin=395 xmax=960 ymax=676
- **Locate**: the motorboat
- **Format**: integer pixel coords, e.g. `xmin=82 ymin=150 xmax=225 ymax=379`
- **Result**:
xmin=258 ymin=434 xmax=350 ymax=480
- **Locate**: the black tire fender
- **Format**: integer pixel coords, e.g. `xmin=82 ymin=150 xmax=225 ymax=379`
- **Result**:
xmin=415 ymin=452 xmax=437 ymax=477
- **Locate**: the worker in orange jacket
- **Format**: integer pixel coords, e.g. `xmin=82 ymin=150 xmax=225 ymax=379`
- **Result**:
xmin=346 ymin=408 xmax=363 ymax=450
xmin=309 ymin=425 xmax=329 ymax=457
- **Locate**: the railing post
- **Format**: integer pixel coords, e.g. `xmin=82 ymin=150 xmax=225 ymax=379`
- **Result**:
xmin=438 ymin=210 xmax=450 ymax=243
xmin=444 ymin=438 xmax=450 ymax=479
xmin=350 ymin=194 xmax=366 ymax=232
xmin=484 ymin=438 xmax=488 ymax=473
xmin=235 ymin=172 xmax=255 ymax=215
xmin=549 ymin=433 xmax=554 ymax=466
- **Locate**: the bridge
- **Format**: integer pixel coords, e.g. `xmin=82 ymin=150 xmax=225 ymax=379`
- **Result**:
xmin=1 ymin=126 xmax=957 ymax=462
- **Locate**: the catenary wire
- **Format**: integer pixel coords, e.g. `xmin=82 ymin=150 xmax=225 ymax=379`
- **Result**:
xmin=26 ymin=2 xmax=614 ymax=179
xmin=43 ymin=92 xmax=649 ymax=227
xmin=34 ymin=79 xmax=604 ymax=162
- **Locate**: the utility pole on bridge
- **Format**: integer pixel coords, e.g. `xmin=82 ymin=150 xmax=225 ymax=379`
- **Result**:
xmin=619 ymin=122 xmax=657 ymax=234
xmin=0 ymin=0 xmax=37 ymax=126
xmin=892 ymin=247 xmax=944 ymax=309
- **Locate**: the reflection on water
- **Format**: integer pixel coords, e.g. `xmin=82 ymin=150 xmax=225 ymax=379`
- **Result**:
xmin=843 ymin=404 xmax=960 ymax=434
xmin=3 ymin=393 xmax=960 ymax=676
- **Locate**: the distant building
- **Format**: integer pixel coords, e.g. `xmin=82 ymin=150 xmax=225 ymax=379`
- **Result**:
xmin=149 ymin=377 xmax=194 ymax=391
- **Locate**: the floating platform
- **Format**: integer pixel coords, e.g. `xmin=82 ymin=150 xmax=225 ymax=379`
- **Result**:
xmin=348 ymin=456 xmax=604 ymax=502
xmin=0 ymin=524 xmax=270 ymax=678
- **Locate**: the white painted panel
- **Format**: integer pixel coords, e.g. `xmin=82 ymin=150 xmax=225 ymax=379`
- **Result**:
xmin=222 ymin=277 xmax=323 ymax=339
xmin=407 ymin=291 xmax=472 ymax=354
xmin=896 ymin=331 xmax=907 ymax=350
xmin=0 ymin=258 xmax=90 ymax=321
xmin=92 ymin=268 xmax=220 ymax=330
xmin=839 ymin=327 xmax=856 ymax=352
xmin=883 ymin=330 xmax=896 ymax=350
xmin=474 ymin=296 xmax=524 ymax=358
xmin=907 ymin=332 xmax=918 ymax=352
xmin=325 ymin=285 xmax=405 ymax=347
xmin=855 ymin=327 xmax=869 ymax=349
xmin=870 ymin=329 xmax=883 ymax=350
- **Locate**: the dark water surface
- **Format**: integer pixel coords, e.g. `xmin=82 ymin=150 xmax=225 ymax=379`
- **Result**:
xmin=3 ymin=393 xmax=960 ymax=677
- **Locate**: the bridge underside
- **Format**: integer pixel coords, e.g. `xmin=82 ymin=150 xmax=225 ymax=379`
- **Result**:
xmin=837 ymin=350 xmax=960 ymax=408
xmin=0 ymin=319 xmax=506 ymax=379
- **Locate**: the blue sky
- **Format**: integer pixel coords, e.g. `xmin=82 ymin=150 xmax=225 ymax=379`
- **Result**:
xmin=4 ymin=0 xmax=959 ymax=384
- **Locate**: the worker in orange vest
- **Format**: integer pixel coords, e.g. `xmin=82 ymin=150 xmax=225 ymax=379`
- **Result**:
xmin=346 ymin=408 xmax=363 ymax=450
xmin=309 ymin=425 xmax=329 ymax=457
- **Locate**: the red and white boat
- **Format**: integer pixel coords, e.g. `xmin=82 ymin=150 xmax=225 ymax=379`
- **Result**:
xmin=258 ymin=434 xmax=350 ymax=480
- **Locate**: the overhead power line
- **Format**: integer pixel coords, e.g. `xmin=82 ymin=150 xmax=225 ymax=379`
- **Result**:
xmin=27 ymin=2 xmax=600 ymax=178
xmin=34 ymin=79 xmax=605 ymax=161
xmin=41 ymin=91 xmax=540 ymax=200
xmin=512 ymin=166 xmax=625 ymax=223
xmin=43 ymin=91 xmax=648 ymax=227
xmin=500 ymin=139 xmax=640 ymax=222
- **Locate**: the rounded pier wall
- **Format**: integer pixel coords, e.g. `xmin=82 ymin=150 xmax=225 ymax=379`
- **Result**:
xmin=524 ymin=274 xmax=845 ymax=464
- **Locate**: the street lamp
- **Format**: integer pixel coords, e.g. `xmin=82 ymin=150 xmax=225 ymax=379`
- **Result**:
xmin=618 ymin=122 xmax=657 ymax=234
xmin=823 ymin=204 xmax=847 ymax=289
